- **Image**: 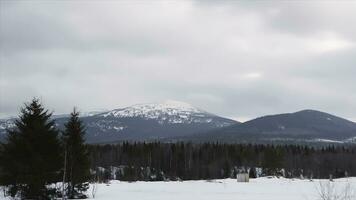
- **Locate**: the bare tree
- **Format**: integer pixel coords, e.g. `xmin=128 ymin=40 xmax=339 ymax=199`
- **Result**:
xmin=315 ymin=179 xmax=355 ymax=200
xmin=62 ymin=145 xmax=67 ymax=200
xmin=316 ymin=181 xmax=339 ymax=200
xmin=339 ymin=180 xmax=355 ymax=200
xmin=91 ymin=174 xmax=99 ymax=199
xmin=91 ymin=180 xmax=98 ymax=199
xmin=91 ymin=182 xmax=98 ymax=199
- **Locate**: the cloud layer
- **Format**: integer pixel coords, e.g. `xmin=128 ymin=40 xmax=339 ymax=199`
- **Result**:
xmin=1 ymin=1 xmax=356 ymax=121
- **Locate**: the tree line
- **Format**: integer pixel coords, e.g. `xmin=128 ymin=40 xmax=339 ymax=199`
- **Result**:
xmin=1 ymin=99 xmax=356 ymax=198
xmin=0 ymin=99 xmax=90 ymax=199
xmin=89 ymin=142 xmax=356 ymax=181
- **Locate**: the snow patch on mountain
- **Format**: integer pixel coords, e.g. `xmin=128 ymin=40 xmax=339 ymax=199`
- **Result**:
xmin=86 ymin=119 xmax=126 ymax=133
xmin=0 ymin=119 xmax=15 ymax=133
xmin=80 ymin=109 xmax=109 ymax=117
xmin=99 ymin=100 xmax=218 ymax=124
xmin=311 ymin=138 xmax=344 ymax=144
xmin=344 ymin=136 xmax=356 ymax=143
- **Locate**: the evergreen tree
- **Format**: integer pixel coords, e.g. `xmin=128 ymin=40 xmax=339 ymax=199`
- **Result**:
xmin=62 ymin=109 xmax=90 ymax=198
xmin=249 ymin=167 xmax=257 ymax=178
xmin=0 ymin=98 xmax=62 ymax=199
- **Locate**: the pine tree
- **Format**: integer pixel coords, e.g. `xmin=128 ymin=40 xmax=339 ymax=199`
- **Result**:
xmin=249 ymin=167 xmax=257 ymax=178
xmin=0 ymin=98 xmax=62 ymax=199
xmin=62 ymin=109 xmax=90 ymax=198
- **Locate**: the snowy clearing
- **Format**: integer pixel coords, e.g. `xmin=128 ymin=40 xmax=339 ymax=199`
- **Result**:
xmin=1 ymin=177 xmax=355 ymax=200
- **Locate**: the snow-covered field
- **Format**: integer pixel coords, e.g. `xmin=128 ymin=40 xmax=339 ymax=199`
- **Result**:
xmin=1 ymin=177 xmax=355 ymax=200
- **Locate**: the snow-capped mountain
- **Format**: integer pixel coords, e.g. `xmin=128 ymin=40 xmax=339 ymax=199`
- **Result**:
xmin=100 ymin=100 xmax=228 ymax=125
xmin=72 ymin=100 xmax=238 ymax=143
xmin=2 ymin=104 xmax=355 ymax=145
xmin=0 ymin=101 xmax=238 ymax=143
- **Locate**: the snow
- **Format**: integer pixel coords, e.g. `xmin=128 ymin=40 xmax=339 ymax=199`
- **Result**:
xmin=99 ymin=100 xmax=220 ymax=125
xmin=79 ymin=110 xmax=109 ymax=117
xmin=344 ymin=136 xmax=356 ymax=143
xmin=86 ymin=178 xmax=356 ymax=200
xmin=102 ymin=100 xmax=201 ymax=118
xmin=312 ymin=138 xmax=344 ymax=144
xmin=0 ymin=119 xmax=15 ymax=131
xmin=113 ymin=126 xmax=125 ymax=131
xmin=93 ymin=178 xmax=355 ymax=200
xmin=278 ymin=125 xmax=286 ymax=130
xmin=1 ymin=177 xmax=355 ymax=200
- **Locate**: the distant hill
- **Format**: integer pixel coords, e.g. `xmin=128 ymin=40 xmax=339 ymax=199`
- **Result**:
xmin=178 ymin=110 xmax=356 ymax=144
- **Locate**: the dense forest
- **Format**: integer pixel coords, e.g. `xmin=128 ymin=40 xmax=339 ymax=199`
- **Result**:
xmin=89 ymin=142 xmax=356 ymax=181
xmin=1 ymin=99 xmax=356 ymax=199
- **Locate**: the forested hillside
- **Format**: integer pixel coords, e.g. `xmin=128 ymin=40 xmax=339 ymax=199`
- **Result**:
xmin=89 ymin=142 xmax=356 ymax=181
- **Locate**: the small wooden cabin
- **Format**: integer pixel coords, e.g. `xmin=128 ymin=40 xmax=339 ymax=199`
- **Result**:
xmin=237 ymin=173 xmax=249 ymax=182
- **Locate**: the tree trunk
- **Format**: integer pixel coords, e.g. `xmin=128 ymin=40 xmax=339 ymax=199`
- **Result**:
xmin=62 ymin=147 xmax=67 ymax=200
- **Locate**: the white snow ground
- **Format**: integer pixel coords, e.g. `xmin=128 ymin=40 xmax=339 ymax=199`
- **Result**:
xmin=1 ymin=177 xmax=355 ymax=200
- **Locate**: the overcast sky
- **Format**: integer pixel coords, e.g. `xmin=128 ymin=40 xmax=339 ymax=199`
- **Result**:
xmin=1 ymin=0 xmax=356 ymax=122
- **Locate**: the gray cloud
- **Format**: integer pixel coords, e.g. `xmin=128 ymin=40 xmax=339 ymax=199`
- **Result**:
xmin=1 ymin=0 xmax=355 ymax=122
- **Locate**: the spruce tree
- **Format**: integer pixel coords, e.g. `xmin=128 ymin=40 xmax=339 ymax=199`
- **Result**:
xmin=249 ymin=167 xmax=257 ymax=178
xmin=0 ymin=98 xmax=62 ymax=199
xmin=62 ymin=109 xmax=90 ymax=198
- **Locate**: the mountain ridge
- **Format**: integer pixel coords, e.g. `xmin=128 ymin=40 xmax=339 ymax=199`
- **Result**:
xmin=1 ymin=103 xmax=355 ymax=144
xmin=178 ymin=109 xmax=356 ymax=143
xmin=0 ymin=100 xmax=238 ymax=143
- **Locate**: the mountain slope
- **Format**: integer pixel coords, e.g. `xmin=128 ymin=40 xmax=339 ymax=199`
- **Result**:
xmin=186 ymin=110 xmax=356 ymax=143
xmin=2 ymin=107 xmax=355 ymax=144
xmin=76 ymin=100 xmax=238 ymax=143
xmin=0 ymin=101 xmax=238 ymax=143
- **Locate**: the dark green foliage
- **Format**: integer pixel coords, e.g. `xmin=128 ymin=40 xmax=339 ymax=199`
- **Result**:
xmin=62 ymin=109 xmax=90 ymax=199
xmin=249 ymin=167 xmax=257 ymax=178
xmin=0 ymin=98 xmax=62 ymax=199
xmin=89 ymin=142 xmax=356 ymax=181
xmin=121 ymin=166 xmax=138 ymax=182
